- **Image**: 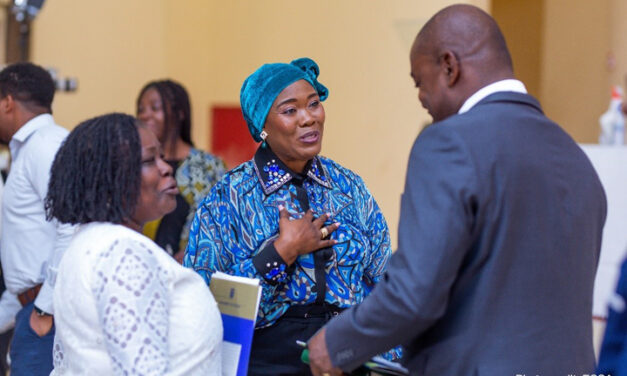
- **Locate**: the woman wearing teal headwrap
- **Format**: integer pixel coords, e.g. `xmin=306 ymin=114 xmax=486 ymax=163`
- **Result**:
xmin=185 ymin=57 xmax=398 ymax=374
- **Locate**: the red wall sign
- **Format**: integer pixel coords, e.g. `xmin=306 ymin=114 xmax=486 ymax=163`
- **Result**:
xmin=211 ymin=106 xmax=259 ymax=170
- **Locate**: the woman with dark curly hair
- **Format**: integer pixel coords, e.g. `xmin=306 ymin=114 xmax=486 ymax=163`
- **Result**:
xmin=137 ymin=80 xmax=226 ymax=261
xmin=46 ymin=113 xmax=222 ymax=375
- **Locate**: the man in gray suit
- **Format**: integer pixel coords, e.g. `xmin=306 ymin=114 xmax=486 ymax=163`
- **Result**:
xmin=308 ymin=4 xmax=606 ymax=375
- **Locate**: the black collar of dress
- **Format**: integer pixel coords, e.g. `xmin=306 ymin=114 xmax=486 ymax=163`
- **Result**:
xmin=253 ymin=145 xmax=332 ymax=195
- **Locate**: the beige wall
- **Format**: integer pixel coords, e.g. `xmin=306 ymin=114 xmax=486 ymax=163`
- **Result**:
xmin=491 ymin=0 xmax=543 ymax=99
xmin=27 ymin=0 xmax=488 ymax=247
xmin=540 ymin=0 xmax=610 ymax=143
xmin=31 ymin=0 xmax=169 ymax=127
xmin=492 ymin=0 xmax=611 ymax=143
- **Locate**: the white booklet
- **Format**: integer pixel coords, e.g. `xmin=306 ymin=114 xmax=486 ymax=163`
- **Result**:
xmin=210 ymin=272 xmax=262 ymax=376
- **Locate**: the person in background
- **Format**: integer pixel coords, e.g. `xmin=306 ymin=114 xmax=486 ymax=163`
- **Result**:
xmin=137 ymin=79 xmax=226 ymax=261
xmin=597 ymin=256 xmax=627 ymax=375
xmin=0 ymin=175 xmax=21 ymax=375
xmin=0 ymin=62 xmax=73 ymax=376
xmin=307 ymin=4 xmax=606 ymax=375
xmin=185 ymin=57 xmax=398 ymax=375
xmin=46 ymin=113 xmax=222 ymax=375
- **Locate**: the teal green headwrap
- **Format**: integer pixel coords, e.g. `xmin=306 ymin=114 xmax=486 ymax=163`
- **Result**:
xmin=240 ymin=57 xmax=329 ymax=142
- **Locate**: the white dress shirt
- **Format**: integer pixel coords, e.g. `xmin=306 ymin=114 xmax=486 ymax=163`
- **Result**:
xmin=0 ymin=114 xmax=73 ymax=314
xmin=51 ymin=223 xmax=222 ymax=375
xmin=458 ymin=79 xmax=528 ymax=114
xmin=0 ymin=290 xmax=19 ymax=333
xmin=0 ymin=174 xmax=21 ymax=333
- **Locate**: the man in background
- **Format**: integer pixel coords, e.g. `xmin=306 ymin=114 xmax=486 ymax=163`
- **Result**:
xmin=0 ymin=170 xmax=21 ymax=375
xmin=0 ymin=62 xmax=72 ymax=376
xmin=308 ymin=4 xmax=607 ymax=375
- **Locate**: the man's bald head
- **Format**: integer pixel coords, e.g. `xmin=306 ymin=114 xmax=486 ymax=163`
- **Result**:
xmin=413 ymin=4 xmax=513 ymax=82
xmin=409 ymin=4 xmax=514 ymax=121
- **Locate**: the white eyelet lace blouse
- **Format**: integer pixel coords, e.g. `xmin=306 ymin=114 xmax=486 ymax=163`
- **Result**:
xmin=50 ymin=222 xmax=222 ymax=375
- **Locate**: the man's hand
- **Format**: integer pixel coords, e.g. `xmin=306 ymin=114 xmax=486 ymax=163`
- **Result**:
xmin=29 ymin=309 xmax=53 ymax=337
xmin=308 ymin=327 xmax=344 ymax=376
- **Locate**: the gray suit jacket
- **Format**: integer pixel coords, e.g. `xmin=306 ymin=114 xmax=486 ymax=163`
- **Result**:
xmin=325 ymin=92 xmax=607 ymax=375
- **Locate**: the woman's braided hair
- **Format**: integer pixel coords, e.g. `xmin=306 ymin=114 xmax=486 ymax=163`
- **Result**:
xmin=45 ymin=113 xmax=142 ymax=224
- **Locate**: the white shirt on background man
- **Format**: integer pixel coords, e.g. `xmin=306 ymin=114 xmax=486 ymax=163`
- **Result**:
xmin=0 ymin=172 xmax=21 ymax=333
xmin=0 ymin=113 xmax=73 ymax=314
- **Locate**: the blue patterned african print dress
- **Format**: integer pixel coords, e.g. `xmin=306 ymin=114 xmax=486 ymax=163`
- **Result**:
xmin=184 ymin=146 xmax=392 ymax=329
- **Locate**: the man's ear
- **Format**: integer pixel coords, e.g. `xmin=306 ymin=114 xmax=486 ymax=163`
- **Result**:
xmin=0 ymin=94 xmax=14 ymax=114
xmin=440 ymin=50 xmax=460 ymax=87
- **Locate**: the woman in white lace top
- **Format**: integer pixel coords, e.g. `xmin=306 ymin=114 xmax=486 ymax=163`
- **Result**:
xmin=44 ymin=113 xmax=222 ymax=375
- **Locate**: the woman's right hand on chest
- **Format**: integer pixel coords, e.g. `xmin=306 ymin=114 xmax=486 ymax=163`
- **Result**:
xmin=273 ymin=205 xmax=339 ymax=265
